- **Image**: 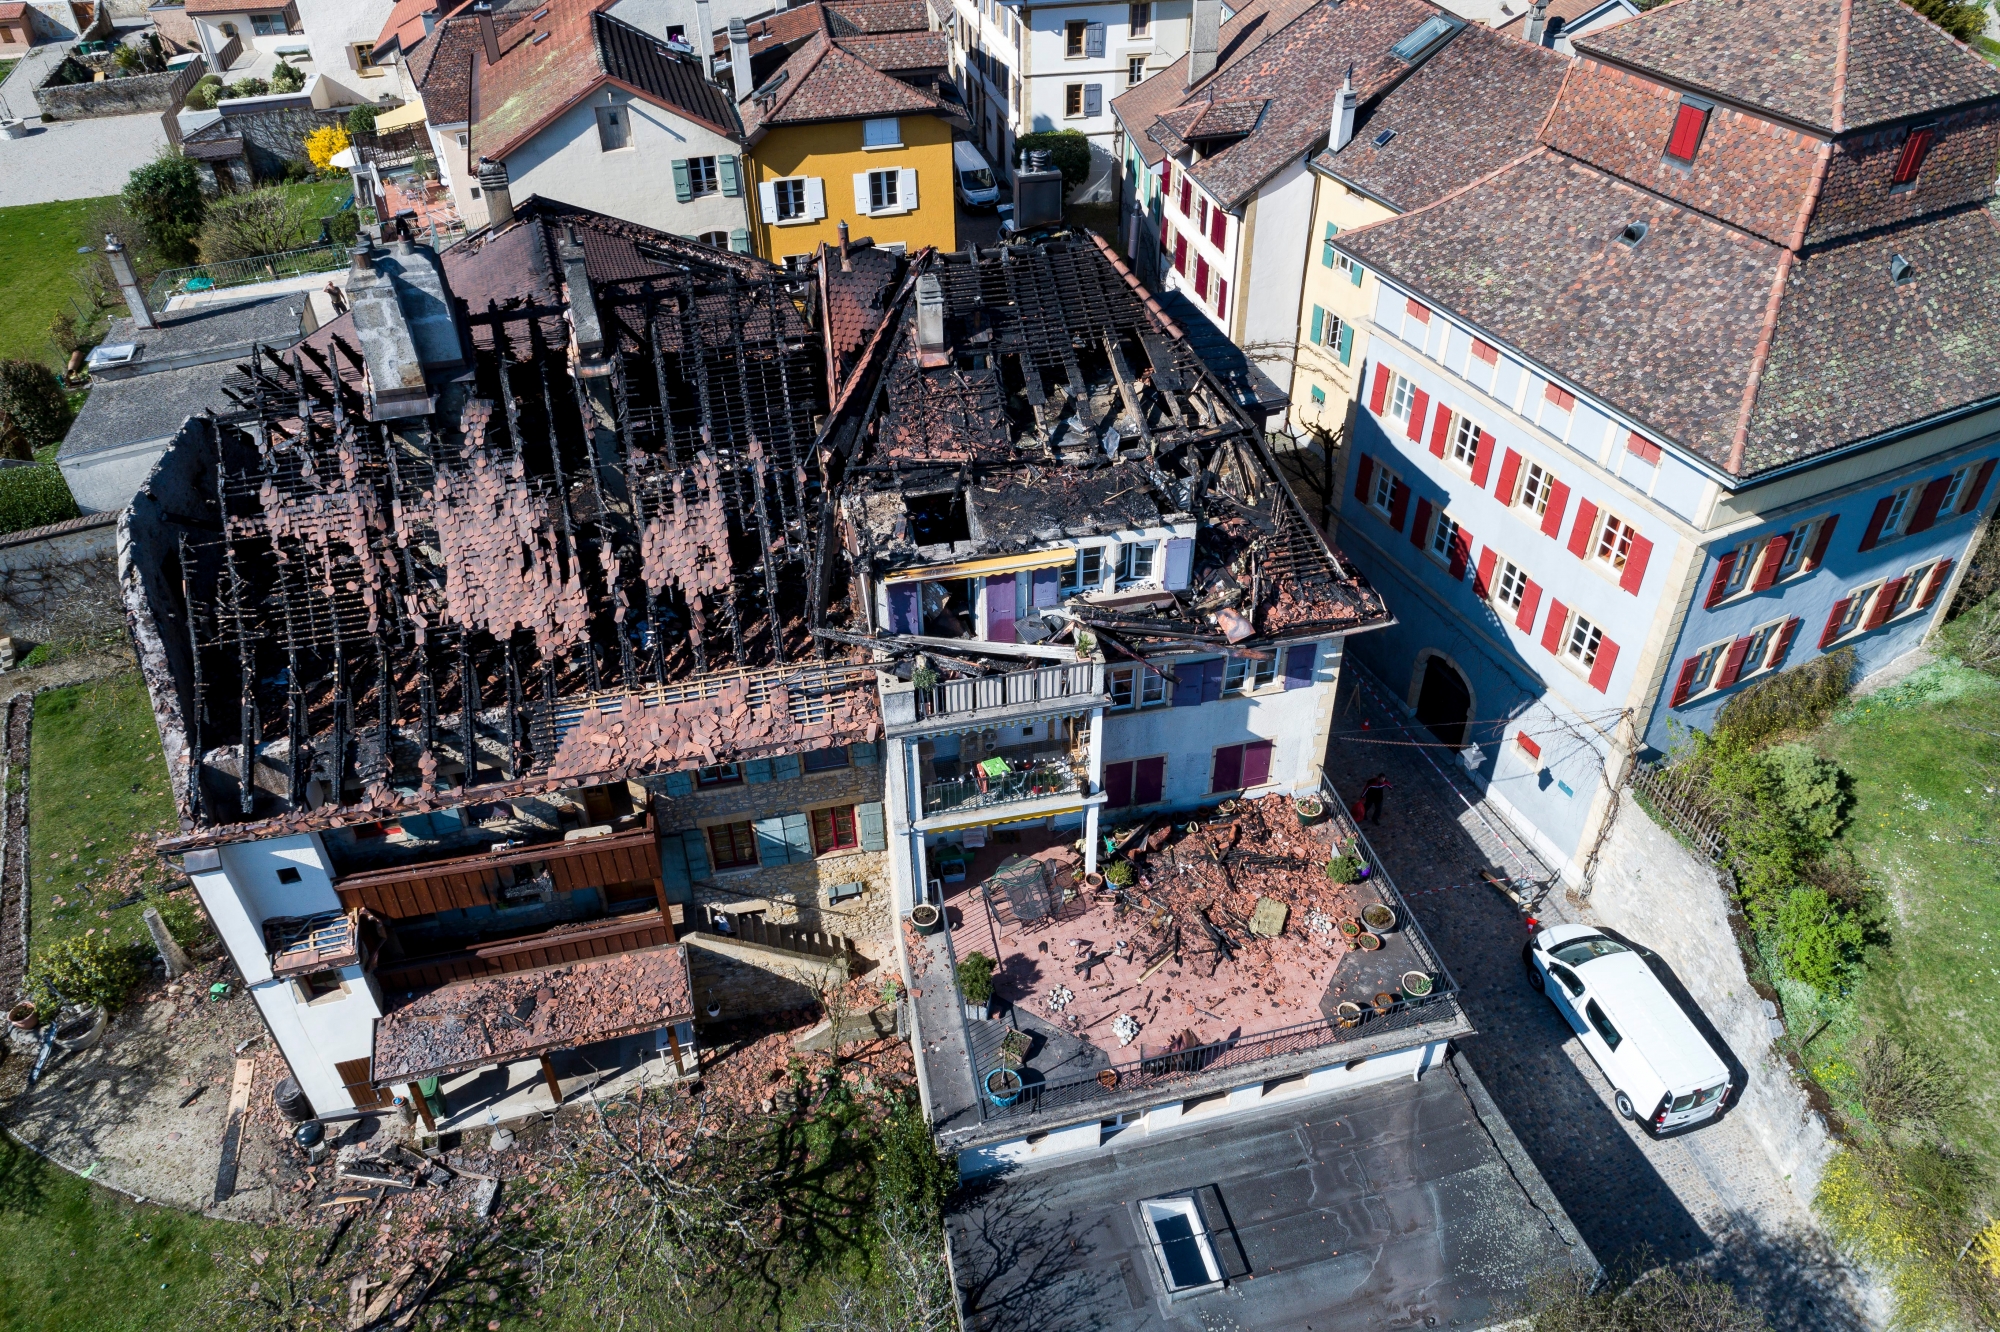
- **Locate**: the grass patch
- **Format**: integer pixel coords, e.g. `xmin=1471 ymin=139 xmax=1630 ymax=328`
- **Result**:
xmin=0 ymin=1131 xmax=245 ymax=1332
xmin=0 ymin=196 xmax=113 ymax=367
xmin=26 ymin=675 xmax=178 ymax=965
xmin=0 ymin=58 xmax=18 ymax=86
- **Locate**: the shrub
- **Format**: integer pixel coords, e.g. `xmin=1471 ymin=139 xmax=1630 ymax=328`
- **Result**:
xmin=122 ymin=151 xmax=207 ymax=264
xmin=874 ymin=1095 xmax=955 ymax=1216
xmin=955 ymin=951 xmax=995 ymax=1004
xmin=1855 ymin=1035 xmax=1965 ymax=1136
xmin=268 ymin=61 xmax=305 ymax=94
xmin=345 ymin=102 xmax=377 ymax=139
xmin=1013 ymin=129 xmax=1092 ymax=194
xmin=1773 ymin=886 xmax=1864 ymax=993
xmin=1706 ymin=741 xmax=1852 ymax=919
xmin=1713 ymin=648 xmax=1854 ymax=750
xmin=1765 ymin=743 xmax=1851 ymax=842
xmin=0 ymin=359 xmax=74 ymax=453
xmin=322 ymin=208 xmax=360 ymax=248
xmin=1522 ymin=1262 xmax=1768 ymax=1330
xmin=1326 ymin=852 xmax=1364 ymax=883
xmin=1104 ymin=859 xmax=1135 ymax=887
xmin=189 ymin=78 xmax=222 ymax=110
xmin=1907 ymin=0 xmax=1986 ymax=42
xmin=113 ymin=43 xmax=142 ymax=74
xmin=0 ymin=466 xmax=81 ymax=537
xmin=30 ymin=931 xmax=144 ymax=1013
xmin=304 ymin=124 xmax=352 ymax=175
xmin=223 ymin=76 xmax=270 ymax=100
xmin=148 ymin=891 xmax=213 ymax=950
xmin=198 ymin=186 xmax=317 ymax=262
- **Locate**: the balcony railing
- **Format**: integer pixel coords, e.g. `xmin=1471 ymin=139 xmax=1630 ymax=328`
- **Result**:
xmin=916 ymin=661 xmax=1103 ymax=720
xmin=922 ymin=757 xmax=1083 ymax=816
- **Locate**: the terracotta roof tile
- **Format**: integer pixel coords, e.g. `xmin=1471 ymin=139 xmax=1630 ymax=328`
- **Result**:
xmin=1112 ymin=0 xmax=1322 ymax=166
xmin=741 ymin=28 xmax=953 ymax=135
xmin=832 ymin=30 xmax=949 ymax=72
xmin=376 ymin=0 xmax=440 ymax=53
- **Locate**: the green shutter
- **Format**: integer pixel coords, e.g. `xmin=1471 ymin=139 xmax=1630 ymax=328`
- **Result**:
xmin=744 ymin=757 xmax=774 ymax=784
xmin=729 ymin=227 xmax=750 ymax=253
xmin=659 ymin=832 xmax=693 ymax=903
xmin=782 ymin=812 xmax=814 ymax=863
xmin=1321 ymin=221 xmax=1338 ymax=268
xmin=850 ymin=740 xmax=879 ymax=767
xmin=1310 ymin=305 xmax=1324 ymax=343
xmin=753 ymin=816 xmax=789 ymax=866
xmin=1349 ymin=261 xmax=1364 ymax=288
xmin=662 ymin=770 xmax=694 ymax=796
xmin=771 ymin=753 xmax=803 ymax=781
xmin=1337 ymin=323 xmax=1354 ymax=365
xmin=671 ymin=158 xmax=692 ymax=203
xmin=681 ymin=828 xmax=710 ymax=881
xmin=719 ymin=154 xmax=742 ymax=197
xmin=856 ymin=801 xmax=886 ymax=851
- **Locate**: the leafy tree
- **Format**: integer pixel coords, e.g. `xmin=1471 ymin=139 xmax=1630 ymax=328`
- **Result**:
xmin=1014 ymin=129 xmax=1093 ymax=194
xmin=1907 ymin=0 xmax=1986 ymax=43
xmin=345 ymin=101 xmax=377 ymax=140
xmin=1764 ymin=743 xmax=1851 ymax=842
xmin=198 ymin=187 xmax=318 ymax=262
xmin=0 ymin=359 xmax=72 ymax=454
xmin=121 ymin=151 xmax=207 ymax=265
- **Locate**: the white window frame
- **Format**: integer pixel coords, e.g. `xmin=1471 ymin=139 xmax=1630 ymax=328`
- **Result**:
xmin=1446 ymin=412 xmax=1480 ymax=472
xmin=1221 ymin=654 xmax=1275 ymax=696
xmin=1594 ymin=511 xmax=1638 ymax=574
xmin=1563 ymin=612 xmax=1604 ymax=672
xmin=1428 ymin=511 xmax=1461 ymax=566
xmin=1117 ymin=541 xmax=1157 ymax=585
xmin=1108 ymin=662 xmax=1167 ymax=710
xmin=1064 ymin=545 xmax=1105 ymax=593
xmin=1386 ymin=373 xmax=1415 ymax=425
xmin=1880 ymin=484 xmax=1917 ymax=540
xmin=1939 ymin=465 xmax=1971 ymax=515
xmin=1369 ymin=464 xmax=1399 ymax=517
xmin=1491 ymin=555 xmax=1527 ymax=613
xmin=1830 ymin=582 xmax=1880 ymax=641
xmin=686 ymin=155 xmax=719 ymax=196
xmin=1776 ymin=515 xmax=1824 ymax=579
xmin=863 ymin=117 xmax=902 ymax=149
xmin=1127 ymin=55 xmax=1146 ymax=86
xmin=1721 ymin=536 xmax=1759 ymax=598
xmin=1681 ymin=638 xmax=1731 ymax=701
xmin=1139 ymin=1196 xmax=1224 ymax=1296
xmin=1516 ymin=461 xmax=1554 ymax=518
xmin=1738 ymin=618 xmax=1784 ymax=682
xmin=868 ymin=168 xmax=901 ymax=213
xmin=1889 ymin=562 xmax=1933 ymax=619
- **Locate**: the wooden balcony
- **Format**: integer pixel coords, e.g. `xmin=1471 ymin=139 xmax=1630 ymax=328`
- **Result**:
xmin=333 ymin=821 xmax=663 ymax=919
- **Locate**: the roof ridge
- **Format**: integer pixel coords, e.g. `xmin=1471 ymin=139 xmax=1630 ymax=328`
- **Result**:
xmin=1831 ymin=0 xmax=1852 ymax=131
xmin=1725 ymin=250 xmax=1795 ymax=475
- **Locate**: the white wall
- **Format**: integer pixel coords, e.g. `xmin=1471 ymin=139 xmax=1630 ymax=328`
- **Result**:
xmin=251 ymin=964 xmax=386 ymax=1116
xmin=294 ymin=0 xmax=399 ymax=106
xmin=504 ymin=87 xmax=749 ymax=240
xmin=1238 ymin=156 xmax=1314 ymax=396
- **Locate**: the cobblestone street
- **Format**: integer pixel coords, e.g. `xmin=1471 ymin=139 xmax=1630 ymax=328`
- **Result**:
xmin=1324 ymin=664 xmax=1879 ymax=1331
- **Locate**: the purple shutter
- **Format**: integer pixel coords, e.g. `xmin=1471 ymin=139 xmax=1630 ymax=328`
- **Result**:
xmin=1032 ymin=565 xmax=1061 ymax=607
xmin=1200 ymin=658 xmax=1225 ymax=703
xmin=1172 ymin=662 xmax=1204 ymax=707
xmin=1211 ymin=744 xmax=1244 ymax=793
xmin=1104 ymin=760 xmax=1134 ymax=808
xmin=985 ymin=574 xmax=1017 ymax=642
xmin=1134 ymin=756 xmax=1165 ymax=804
xmin=1241 ymin=740 xmax=1272 ymax=787
xmin=887 ymin=583 xmax=920 ymax=634
xmin=1162 ymin=536 xmax=1194 ymax=590
xmin=1282 ymin=642 xmax=1316 ymax=690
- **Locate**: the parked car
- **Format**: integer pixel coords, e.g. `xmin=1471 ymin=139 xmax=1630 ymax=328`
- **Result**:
xmin=954 ymin=140 xmax=1000 ymax=207
xmin=1524 ymin=924 xmax=1732 ymax=1134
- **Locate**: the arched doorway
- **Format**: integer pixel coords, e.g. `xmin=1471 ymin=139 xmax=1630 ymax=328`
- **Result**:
xmin=1415 ymin=655 xmax=1472 ymax=748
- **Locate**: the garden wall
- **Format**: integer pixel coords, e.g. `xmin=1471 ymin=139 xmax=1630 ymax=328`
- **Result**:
xmin=0 ymin=512 xmax=120 ymax=646
xmin=33 ymin=58 xmax=186 ymax=121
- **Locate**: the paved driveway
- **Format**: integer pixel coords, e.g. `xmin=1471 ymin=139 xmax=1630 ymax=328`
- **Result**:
xmin=0 ymin=35 xmax=171 ymax=207
xmin=1323 ymin=664 xmax=1878 ymax=1331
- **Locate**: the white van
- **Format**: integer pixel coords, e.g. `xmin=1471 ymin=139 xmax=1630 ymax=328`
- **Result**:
xmin=1525 ymin=924 xmax=1733 ymax=1134
xmin=954 ymin=140 xmax=1000 ymax=207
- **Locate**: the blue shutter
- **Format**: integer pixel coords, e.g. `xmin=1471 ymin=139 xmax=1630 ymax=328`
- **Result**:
xmin=729 ymin=227 xmax=751 ymax=253
xmin=1085 ymin=20 xmax=1105 ymax=55
xmin=1200 ymin=658 xmax=1225 ymax=703
xmin=753 ymin=816 xmax=789 ymax=866
xmin=781 ymin=812 xmax=814 ymax=863
xmin=1310 ymin=305 xmax=1324 ymax=344
xmin=681 ymin=828 xmax=710 ymax=881
xmin=1283 ymin=642 xmax=1317 ymax=690
xmin=1349 ymin=260 xmax=1364 ymax=288
xmin=771 ymin=753 xmax=803 ymax=781
xmin=659 ymin=832 xmax=693 ymax=903
xmin=1321 ymin=222 xmax=1338 ymax=268
xmin=857 ymin=801 xmax=886 ymax=851
xmin=887 ymin=583 xmax=921 ymax=634
xmin=1172 ymin=660 xmax=1203 ymax=707
xmin=744 ymin=757 xmax=775 ymax=784
xmin=1032 ymin=565 xmax=1061 ymax=607
xmin=671 ymin=159 xmax=692 ymax=203
xmin=662 ymin=771 xmax=694 ymax=796
xmin=1084 ymin=83 xmax=1102 ymax=117
xmin=1162 ymin=536 xmax=1194 ymax=590
xmin=851 ymin=740 xmax=880 ymax=767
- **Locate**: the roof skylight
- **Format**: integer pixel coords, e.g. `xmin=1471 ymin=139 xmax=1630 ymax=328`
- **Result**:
xmin=1618 ymin=221 xmax=1649 ymax=246
xmin=1373 ymin=128 xmax=1396 ymax=147
xmin=1390 ymin=14 xmax=1460 ymax=62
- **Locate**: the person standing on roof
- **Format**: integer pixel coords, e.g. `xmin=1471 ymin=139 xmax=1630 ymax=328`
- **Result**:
xmin=1362 ymin=773 xmax=1391 ymax=825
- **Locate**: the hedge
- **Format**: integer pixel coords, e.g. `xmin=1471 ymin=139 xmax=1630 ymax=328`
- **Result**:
xmin=0 ymin=466 xmax=81 ymax=536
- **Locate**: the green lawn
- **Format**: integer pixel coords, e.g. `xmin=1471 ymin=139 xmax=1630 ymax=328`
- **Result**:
xmin=26 ymin=676 xmax=179 ymax=965
xmin=0 ymin=1133 xmax=246 ymax=1332
xmin=0 ymin=58 xmax=18 ymax=87
xmin=0 ymin=196 xmax=113 ymax=367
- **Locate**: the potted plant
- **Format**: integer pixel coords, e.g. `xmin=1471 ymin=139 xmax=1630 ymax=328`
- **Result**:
xmin=1325 ymin=853 xmax=1364 ymax=884
xmin=957 ymin=951 xmax=996 ymax=1019
xmin=1354 ymin=932 xmax=1382 ymax=952
xmin=1335 ymin=1000 xmax=1364 ymax=1027
xmin=909 ymin=902 xmax=943 ymax=936
xmin=1083 ymin=870 xmax=1107 ymax=891
xmin=985 ymin=1067 xmax=1023 ymax=1106
xmin=1295 ymin=794 xmax=1325 ymax=824
xmin=999 ymin=1027 xmax=1032 ymax=1069
xmin=7 ymin=1001 xmax=38 ymax=1032
xmin=1105 ymin=860 xmax=1135 ymax=888
xmin=1361 ymin=902 xmax=1396 ymax=933
xmin=1338 ymin=917 xmax=1363 ymax=940
xmin=1402 ymin=971 xmax=1434 ymax=998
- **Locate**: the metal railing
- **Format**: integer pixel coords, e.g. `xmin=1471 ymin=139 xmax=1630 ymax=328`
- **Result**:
xmin=916 ymin=661 xmax=1102 ymax=720
xmin=1626 ymin=760 xmax=1726 ymax=863
xmin=147 ymin=239 xmax=348 ymax=310
xmin=922 ymin=757 xmax=1081 ymax=815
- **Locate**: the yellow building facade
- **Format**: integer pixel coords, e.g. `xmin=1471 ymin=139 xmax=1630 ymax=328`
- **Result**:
xmin=747 ymin=112 xmax=957 ymax=262
xmin=1288 ymin=169 xmax=1395 ymax=444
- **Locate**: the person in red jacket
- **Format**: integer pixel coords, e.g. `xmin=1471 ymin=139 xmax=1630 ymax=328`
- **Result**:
xmin=1361 ymin=773 xmax=1391 ymax=825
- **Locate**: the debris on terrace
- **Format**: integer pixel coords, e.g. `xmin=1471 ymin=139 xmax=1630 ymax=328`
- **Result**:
xmin=121 ymin=200 xmax=881 ymax=847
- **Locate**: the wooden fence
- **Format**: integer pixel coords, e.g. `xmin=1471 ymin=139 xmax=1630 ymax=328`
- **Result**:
xmin=694 ymin=904 xmax=854 ymax=961
xmin=159 ymin=55 xmax=208 ymax=149
xmin=1625 ymin=760 xmax=1727 ymax=863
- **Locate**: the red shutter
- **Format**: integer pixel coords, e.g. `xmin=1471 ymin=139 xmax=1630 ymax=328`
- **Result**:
xmin=1766 ymin=617 xmax=1802 ymax=671
xmin=1704 ymin=553 xmax=1737 ymax=608
xmin=1388 ymin=479 xmax=1410 ymax=531
xmin=1241 ymin=739 xmax=1272 ymax=787
xmin=1471 ymin=431 xmax=1496 ymax=487
xmin=1495 ymin=448 xmax=1521 ymax=501
xmin=1405 ymin=298 xmax=1430 ymax=324
xmin=1906 ymin=476 xmax=1950 ymax=534
xmin=1515 ymin=731 xmax=1542 ymax=760
xmin=1173 ymin=234 xmax=1187 ymax=274
xmin=1863 ymin=578 xmax=1904 ymax=630
xmin=1892 ymin=127 xmax=1935 ymax=185
xmin=1105 ymin=760 xmax=1134 ymax=808
xmin=1588 ymin=636 xmax=1619 ymax=693
xmin=1959 ymin=459 xmax=1996 ymax=515
xmin=1210 ymin=207 xmax=1226 ymax=247
xmin=1715 ymin=636 xmax=1753 ymax=689
xmin=1428 ymin=406 xmax=1451 ymax=458
xmin=1161 ymin=214 xmax=1171 ymax=250
xmin=1665 ymin=102 xmax=1708 ymax=160
xmin=1541 ymin=599 xmax=1568 ymax=654
xmin=1626 ymin=433 xmax=1661 ymax=464
xmin=1470 ymin=338 xmax=1499 ymax=365
xmin=1751 ymin=536 xmax=1787 ymax=591
xmin=1179 ymin=178 xmax=1190 ymax=214
xmin=1195 ymin=255 xmax=1209 ymax=295
xmin=1474 ymin=547 xmax=1498 ymax=599
xmin=1449 ymin=527 xmax=1472 ymax=580
xmin=1806 ymin=514 xmax=1839 ymax=570
xmin=1405 ymin=388 xmax=1430 ymax=443
xmin=1540 ymin=480 xmax=1570 ymax=539
xmin=1858 ymin=495 xmax=1894 ymax=551
xmin=1669 ymin=655 xmax=1700 ymax=706
xmin=1411 ymin=497 xmax=1432 ymax=548
xmin=1133 ymin=755 xmax=1166 ymax=805
xmin=1543 ymin=382 xmax=1576 ymax=412
xmin=1354 ymin=454 xmax=1374 ymax=503
xmin=1567 ymin=497 xmax=1599 ymax=559
xmin=1516 ymin=578 xmax=1542 ymax=633
xmin=1619 ymin=533 xmax=1652 ymax=594
xmin=1819 ymin=598 xmax=1852 ymax=648
xmin=1216 ymin=279 xmax=1227 ymax=320
xmin=1918 ymin=558 xmax=1954 ymax=609
xmin=1369 ymin=364 xmax=1391 ymax=415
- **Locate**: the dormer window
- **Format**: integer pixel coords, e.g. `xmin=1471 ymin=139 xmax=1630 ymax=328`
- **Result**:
xmin=1891 ymin=124 xmax=1935 ymax=190
xmin=1664 ymin=96 xmax=1711 ymax=164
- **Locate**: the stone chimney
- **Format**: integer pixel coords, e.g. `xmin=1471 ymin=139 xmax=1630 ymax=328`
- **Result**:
xmin=696 ymin=0 xmax=714 ymax=73
xmin=1524 ymin=0 xmax=1548 ymax=46
xmin=477 ymin=157 xmax=514 ymax=227
xmin=475 ymin=2 xmax=500 ymax=65
xmin=560 ymin=224 xmax=608 ymax=374
xmin=346 ymin=236 xmax=433 ymax=420
xmin=103 ymin=233 xmax=154 ymax=330
xmin=1330 ymin=66 xmax=1357 ymax=152
xmin=1187 ymin=0 xmax=1220 ymax=87
xmin=915 ymin=273 xmax=946 ymax=357
xmin=729 ymin=18 xmax=753 ymax=101
xmin=837 ymin=219 xmax=851 ymax=271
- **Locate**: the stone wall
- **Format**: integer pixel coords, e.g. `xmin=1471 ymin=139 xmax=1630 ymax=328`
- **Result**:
xmin=1584 ymin=797 xmax=1836 ymax=1205
xmin=34 ymin=59 xmax=186 ymax=121
xmin=0 ymin=513 xmax=120 ymax=647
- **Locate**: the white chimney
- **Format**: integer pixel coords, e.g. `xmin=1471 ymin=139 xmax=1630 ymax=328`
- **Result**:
xmin=1330 ymin=66 xmax=1357 ymax=152
xmin=915 ymin=274 xmax=946 ymax=354
xmin=103 ymin=233 xmax=154 ymax=330
xmin=1525 ymin=0 xmax=1549 ymax=46
xmin=729 ymin=17 xmax=753 ymax=102
xmin=1187 ymin=0 xmax=1220 ymax=87
xmin=696 ymin=0 xmax=713 ymax=74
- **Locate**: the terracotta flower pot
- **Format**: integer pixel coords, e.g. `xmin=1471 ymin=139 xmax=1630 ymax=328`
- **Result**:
xmin=1097 ymin=1068 xmax=1119 ymax=1089
xmin=1335 ymin=1000 xmax=1364 ymax=1027
xmin=7 ymin=1001 xmax=38 ymax=1031
xmin=1355 ymin=932 xmax=1382 ymax=951
xmin=1338 ymin=918 xmax=1362 ymax=939
xmin=1083 ymin=872 xmax=1106 ymax=891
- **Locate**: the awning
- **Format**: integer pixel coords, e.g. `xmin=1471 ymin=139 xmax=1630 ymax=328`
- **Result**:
xmin=372 ymin=99 xmax=429 ymax=132
xmin=884 ymin=549 xmax=1074 ymax=583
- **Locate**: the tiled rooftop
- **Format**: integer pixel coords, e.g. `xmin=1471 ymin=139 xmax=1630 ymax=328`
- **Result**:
xmin=1111 ymin=0 xmax=1322 ymax=168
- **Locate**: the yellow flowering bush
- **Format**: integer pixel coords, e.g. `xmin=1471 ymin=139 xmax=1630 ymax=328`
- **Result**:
xmin=304 ymin=124 xmax=352 ymax=175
